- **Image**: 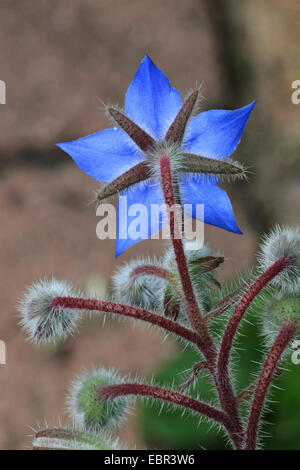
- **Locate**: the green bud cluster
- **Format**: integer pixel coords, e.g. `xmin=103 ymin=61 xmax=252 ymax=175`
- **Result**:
xmin=67 ymin=368 xmax=128 ymax=432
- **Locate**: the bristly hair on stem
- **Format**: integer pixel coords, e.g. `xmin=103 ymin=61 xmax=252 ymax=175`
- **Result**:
xmin=98 ymin=382 xmax=232 ymax=430
xmin=245 ymin=320 xmax=297 ymax=449
xmin=50 ymin=296 xmax=206 ymax=350
xmin=159 ymin=151 xmax=217 ymax=369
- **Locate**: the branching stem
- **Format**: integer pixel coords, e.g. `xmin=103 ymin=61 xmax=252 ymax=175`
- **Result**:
xmin=245 ymin=321 xmax=297 ymax=450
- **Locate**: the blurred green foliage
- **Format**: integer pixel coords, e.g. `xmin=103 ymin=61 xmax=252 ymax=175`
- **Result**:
xmin=138 ymin=292 xmax=300 ymax=450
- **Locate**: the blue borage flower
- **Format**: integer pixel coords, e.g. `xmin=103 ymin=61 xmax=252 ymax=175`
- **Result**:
xmin=57 ymin=55 xmax=255 ymax=256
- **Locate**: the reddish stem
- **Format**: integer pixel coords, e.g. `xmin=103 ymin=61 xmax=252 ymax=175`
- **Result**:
xmin=159 ymin=153 xmax=217 ymax=368
xmin=218 ymin=257 xmax=290 ymax=375
xmin=51 ymin=297 xmax=204 ymax=349
xmin=245 ymin=321 xmax=297 ymax=450
xmin=99 ymin=382 xmax=232 ymax=430
xmin=216 ymin=257 xmax=290 ymax=448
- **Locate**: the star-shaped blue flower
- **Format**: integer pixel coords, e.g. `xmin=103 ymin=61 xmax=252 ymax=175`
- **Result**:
xmin=57 ymin=55 xmax=255 ymax=256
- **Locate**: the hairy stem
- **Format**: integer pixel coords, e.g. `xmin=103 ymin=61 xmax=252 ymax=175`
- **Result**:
xmin=159 ymin=153 xmax=217 ymax=368
xmin=51 ymin=297 xmax=205 ymax=349
xmin=245 ymin=321 xmax=297 ymax=450
xmin=99 ymin=383 xmax=232 ymax=430
xmin=218 ymin=258 xmax=290 ymax=376
xmin=216 ymin=257 xmax=290 ymax=448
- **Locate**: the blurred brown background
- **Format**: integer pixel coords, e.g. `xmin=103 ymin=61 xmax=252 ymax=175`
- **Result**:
xmin=0 ymin=0 xmax=299 ymax=449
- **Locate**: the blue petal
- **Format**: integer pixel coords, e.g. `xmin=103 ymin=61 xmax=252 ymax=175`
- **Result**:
xmin=179 ymin=174 xmax=242 ymax=234
xmin=183 ymin=101 xmax=256 ymax=159
xmin=125 ymin=55 xmax=182 ymax=140
xmin=57 ymin=128 xmax=143 ymax=182
xmin=116 ymin=178 xmax=165 ymax=257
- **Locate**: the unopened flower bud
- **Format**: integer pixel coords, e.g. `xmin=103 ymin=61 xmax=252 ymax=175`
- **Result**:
xmin=263 ymin=293 xmax=300 ymax=345
xmin=267 ymin=294 xmax=300 ymax=328
xmin=258 ymin=226 xmax=300 ymax=293
xmin=32 ymin=427 xmax=123 ymax=450
xmin=18 ymin=278 xmax=80 ymax=343
xmin=271 ymin=295 xmax=300 ymax=325
xmin=67 ymin=368 xmax=128 ymax=432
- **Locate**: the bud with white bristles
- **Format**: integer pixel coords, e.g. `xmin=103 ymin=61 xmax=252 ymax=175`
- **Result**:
xmin=112 ymin=256 xmax=166 ymax=310
xmin=258 ymin=226 xmax=300 ymax=293
xmin=32 ymin=426 xmax=124 ymax=450
xmin=66 ymin=367 xmax=129 ymax=432
xmin=263 ymin=292 xmax=300 ymax=345
xmin=18 ymin=278 xmax=81 ymax=343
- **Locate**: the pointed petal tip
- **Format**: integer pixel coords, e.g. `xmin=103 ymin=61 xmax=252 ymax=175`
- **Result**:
xmin=56 ymin=141 xmax=72 ymax=154
xmin=115 ymin=238 xmax=134 ymax=258
xmin=56 ymin=141 xmax=74 ymax=154
xmin=215 ymin=222 xmax=243 ymax=236
xmin=184 ymin=99 xmax=257 ymax=159
xmin=211 ymin=220 xmax=243 ymax=235
xmin=143 ymin=53 xmax=151 ymax=62
xmin=244 ymin=99 xmax=256 ymax=113
xmin=125 ymin=55 xmax=181 ymax=139
xmin=55 ymin=130 xmax=143 ymax=182
xmin=139 ymin=53 xmax=153 ymax=70
xmin=222 ymin=218 xmax=243 ymax=235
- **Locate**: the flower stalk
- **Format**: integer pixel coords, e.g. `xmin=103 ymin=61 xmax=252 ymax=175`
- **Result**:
xmin=215 ymin=256 xmax=291 ymax=448
xmin=159 ymin=152 xmax=217 ymax=368
xmin=245 ymin=321 xmax=297 ymax=449
xmin=51 ymin=296 xmax=205 ymax=349
xmin=218 ymin=257 xmax=290 ymax=382
xmin=99 ymin=383 xmax=232 ymax=430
